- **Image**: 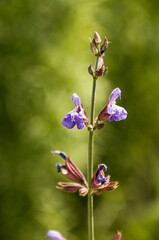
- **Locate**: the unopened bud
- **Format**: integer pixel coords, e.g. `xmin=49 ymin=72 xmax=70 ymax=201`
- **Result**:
xmin=87 ymin=125 xmax=93 ymax=131
xmin=90 ymin=39 xmax=98 ymax=55
xmin=100 ymin=36 xmax=109 ymax=54
xmin=88 ymin=64 xmax=94 ymax=76
xmin=95 ymin=66 xmax=107 ymax=77
xmin=79 ymin=186 xmax=88 ymax=197
xmin=94 ymin=123 xmax=105 ymax=130
xmin=97 ymin=56 xmax=104 ymax=69
xmin=94 ymin=31 xmax=101 ymax=44
xmin=112 ymin=231 xmax=122 ymax=240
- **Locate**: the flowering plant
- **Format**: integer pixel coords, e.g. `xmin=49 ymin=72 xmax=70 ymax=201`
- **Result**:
xmin=47 ymin=31 xmax=127 ymax=240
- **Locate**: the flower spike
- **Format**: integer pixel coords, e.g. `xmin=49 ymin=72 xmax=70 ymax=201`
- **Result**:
xmin=98 ymin=87 xmax=127 ymax=122
xmin=46 ymin=230 xmax=66 ymax=240
xmin=62 ymin=93 xmax=88 ymax=130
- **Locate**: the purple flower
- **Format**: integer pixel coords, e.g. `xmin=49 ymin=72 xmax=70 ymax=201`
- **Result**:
xmin=62 ymin=93 xmax=88 ymax=129
xmin=107 ymin=88 xmax=127 ymax=122
xmin=96 ymin=164 xmax=108 ymax=184
xmin=46 ymin=230 xmax=65 ymax=240
xmin=98 ymin=88 xmax=127 ymax=122
xmin=91 ymin=164 xmax=119 ymax=193
xmin=91 ymin=164 xmax=109 ymax=189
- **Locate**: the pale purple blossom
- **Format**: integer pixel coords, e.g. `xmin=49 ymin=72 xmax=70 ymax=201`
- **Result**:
xmin=98 ymin=88 xmax=127 ymax=122
xmin=62 ymin=93 xmax=87 ymax=129
xmin=46 ymin=230 xmax=65 ymax=240
xmin=107 ymin=88 xmax=127 ymax=122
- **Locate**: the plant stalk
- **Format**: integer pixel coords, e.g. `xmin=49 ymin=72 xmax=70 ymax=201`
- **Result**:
xmin=88 ymin=45 xmax=100 ymax=240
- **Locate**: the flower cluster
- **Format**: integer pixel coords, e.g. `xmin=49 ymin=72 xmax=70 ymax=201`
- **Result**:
xmin=52 ymin=151 xmax=118 ymax=197
xmin=89 ymin=31 xmax=109 ymax=78
xmin=62 ymin=87 xmax=127 ymax=130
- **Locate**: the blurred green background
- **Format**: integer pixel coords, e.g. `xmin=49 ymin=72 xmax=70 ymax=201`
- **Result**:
xmin=0 ymin=0 xmax=159 ymax=239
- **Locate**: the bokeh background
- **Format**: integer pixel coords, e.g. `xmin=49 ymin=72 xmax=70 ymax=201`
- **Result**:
xmin=1 ymin=0 xmax=159 ymax=239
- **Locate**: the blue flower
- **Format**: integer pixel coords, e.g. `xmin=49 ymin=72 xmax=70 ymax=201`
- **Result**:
xmin=46 ymin=230 xmax=65 ymax=240
xmin=91 ymin=164 xmax=118 ymax=193
xmin=96 ymin=164 xmax=108 ymax=184
xmin=62 ymin=93 xmax=88 ymax=129
xmin=91 ymin=164 xmax=109 ymax=189
xmin=98 ymin=88 xmax=127 ymax=122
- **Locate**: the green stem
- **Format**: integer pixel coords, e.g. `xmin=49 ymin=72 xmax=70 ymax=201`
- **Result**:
xmin=88 ymin=45 xmax=100 ymax=240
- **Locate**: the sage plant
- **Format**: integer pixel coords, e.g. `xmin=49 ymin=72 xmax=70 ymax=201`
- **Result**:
xmin=47 ymin=31 xmax=127 ymax=240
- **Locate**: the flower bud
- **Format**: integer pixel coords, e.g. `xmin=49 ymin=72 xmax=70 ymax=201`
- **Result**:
xmin=94 ymin=55 xmax=108 ymax=77
xmin=90 ymin=39 xmax=98 ymax=55
xmin=95 ymin=65 xmax=107 ymax=77
xmin=79 ymin=186 xmax=88 ymax=196
xmin=94 ymin=30 xmax=101 ymax=43
xmin=112 ymin=231 xmax=122 ymax=240
xmin=94 ymin=123 xmax=105 ymax=130
xmin=100 ymin=36 xmax=109 ymax=54
xmin=87 ymin=124 xmax=93 ymax=131
xmin=88 ymin=64 xmax=94 ymax=76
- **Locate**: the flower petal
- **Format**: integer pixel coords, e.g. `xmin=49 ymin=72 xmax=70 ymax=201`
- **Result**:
xmin=51 ymin=151 xmax=67 ymax=160
xmin=74 ymin=115 xmax=85 ymax=129
xmin=46 ymin=230 xmax=64 ymax=240
xmin=62 ymin=112 xmax=76 ymax=129
xmin=109 ymin=88 xmax=121 ymax=103
xmin=72 ymin=93 xmax=81 ymax=107
xmin=108 ymin=105 xmax=127 ymax=122
xmin=65 ymin=156 xmax=87 ymax=185
xmin=57 ymin=182 xmax=83 ymax=192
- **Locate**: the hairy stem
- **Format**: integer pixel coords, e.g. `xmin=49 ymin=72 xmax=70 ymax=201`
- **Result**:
xmin=88 ymin=45 xmax=100 ymax=240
